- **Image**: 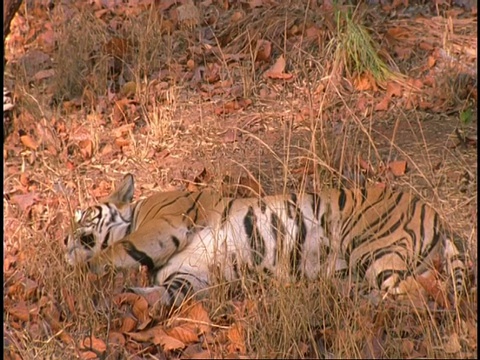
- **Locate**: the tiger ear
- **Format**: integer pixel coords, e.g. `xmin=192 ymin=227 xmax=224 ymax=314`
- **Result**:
xmin=104 ymin=174 xmax=135 ymax=204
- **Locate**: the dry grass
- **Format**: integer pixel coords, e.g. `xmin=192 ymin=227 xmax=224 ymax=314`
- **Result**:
xmin=4 ymin=1 xmax=477 ymax=359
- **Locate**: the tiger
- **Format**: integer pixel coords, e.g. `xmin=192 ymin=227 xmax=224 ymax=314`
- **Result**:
xmin=64 ymin=174 xmax=469 ymax=307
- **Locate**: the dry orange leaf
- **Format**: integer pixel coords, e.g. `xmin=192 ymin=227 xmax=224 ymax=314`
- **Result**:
xmin=79 ymin=140 xmax=93 ymax=159
xmin=113 ymin=123 xmax=135 ymax=138
xmin=132 ymin=296 xmax=149 ymax=323
xmin=119 ymin=315 xmax=137 ymax=333
xmin=80 ymin=351 xmax=98 ymax=360
xmin=114 ymin=138 xmax=130 ymax=148
xmin=166 ymin=325 xmax=199 ymax=344
xmin=6 ymin=302 xmax=32 ymax=321
xmin=180 ymin=302 xmax=212 ymax=334
xmin=444 ymin=333 xmax=462 ymax=354
xmin=227 ymin=323 xmax=246 ymax=354
xmin=107 ymin=332 xmax=126 ymax=346
xmin=264 ymin=55 xmax=293 ymax=80
xmin=417 ymin=274 xmax=449 ymax=309
xmin=354 ymin=73 xmax=376 ymax=91
xmin=20 ymin=134 xmax=39 ymax=150
xmin=82 ymin=336 xmax=107 ymax=353
xmin=230 ymin=10 xmax=244 ymax=22
xmin=374 ymin=97 xmax=390 ymax=111
xmin=386 ymin=82 xmax=402 ymax=98
xmin=388 ymin=160 xmax=407 ymax=177
xmin=11 ymin=192 xmax=39 ymax=212
xmin=255 ymin=39 xmax=271 ymax=62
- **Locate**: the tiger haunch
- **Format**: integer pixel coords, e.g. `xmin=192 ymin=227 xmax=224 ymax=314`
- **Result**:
xmin=65 ymin=174 xmax=469 ymax=307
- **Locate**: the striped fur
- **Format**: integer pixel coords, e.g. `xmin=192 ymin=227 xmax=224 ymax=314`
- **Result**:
xmin=65 ymin=174 xmax=469 ymax=307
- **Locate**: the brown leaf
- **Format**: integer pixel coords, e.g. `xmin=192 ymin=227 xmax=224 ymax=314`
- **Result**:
xmin=354 ymin=73 xmax=377 ymax=91
xmin=255 ymin=39 xmax=271 ymax=62
xmin=79 ymin=351 xmax=98 ymax=360
xmin=444 ymin=333 xmax=462 ymax=354
xmin=6 ymin=302 xmax=33 ymax=321
xmin=166 ymin=325 xmax=199 ymax=344
xmin=230 ymin=10 xmax=244 ymax=23
xmin=386 ymin=82 xmax=402 ymax=98
xmin=107 ymin=332 xmax=126 ymax=347
xmin=79 ymin=140 xmax=93 ymax=160
xmin=11 ymin=192 xmax=39 ymax=212
xmin=114 ymin=138 xmax=130 ymax=148
xmin=81 ymin=336 xmax=107 ymax=353
xmin=132 ymin=296 xmax=149 ymax=323
xmin=264 ymin=55 xmax=293 ymax=80
xmin=20 ymin=134 xmax=39 ymax=150
xmin=388 ymin=160 xmax=407 ymax=177
xmin=417 ymin=273 xmax=450 ymax=308
xmin=119 ymin=315 xmax=137 ymax=333
xmin=374 ymin=97 xmax=390 ymax=111
xmin=180 ymin=302 xmax=211 ymax=334
xmin=227 ymin=323 xmax=246 ymax=354
xmin=33 ymin=69 xmax=55 ymax=82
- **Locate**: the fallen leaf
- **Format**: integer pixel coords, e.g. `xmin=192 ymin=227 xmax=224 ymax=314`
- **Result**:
xmin=264 ymin=55 xmax=293 ymax=80
xmin=20 ymin=134 xmax=39 ymax=150
xmin=33 ymin=69 xmax=55 ymax=82
xmin=119 ymin=315 xmax=137 ymax=333
xmin=107 ymin=332 xmax=126 ymax=346
xmin=386 ymin=82 xmax=402 ymax=98
xmin=81 ymin=336 xmax=107 ymax=353
xmin=230 ymin=10 xmax=244 ymax=22
xmin=255 ymin=39 xmax=271 ymax=62
xmin=10 ymin=192 xmax=39 ymax=212
xmin=444 ymin=333 xmax=462 ymax=354
xmin=132 ymin=296 xmax=149 ymax=323
xmin=387 ymin=160 xmax=407 ymax=177
xmin=354 ymin=72 xmax=377 ymax=91
xmin=6 ymin=302 xmax=32 ymax=321
xmin=417 ymin=273 xmax=450 ymax=309
xmin=114 ymin=138 xmax=130 ymax=148
xmin=227 ymin=323 xmax=246 ymax=354
xmin=166 ymin=325 xmax=199 ymax=344
xmin=79 ymin=140 xmax=93 ymax=159
xmin=179 ymin=302 xmax=211 ymax=334
xmin=374 ymin=97 xmax=390 ymax=111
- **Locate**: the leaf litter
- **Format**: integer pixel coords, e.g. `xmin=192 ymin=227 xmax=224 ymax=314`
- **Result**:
xmin=3 ymin=0 xmax=477 ymax=359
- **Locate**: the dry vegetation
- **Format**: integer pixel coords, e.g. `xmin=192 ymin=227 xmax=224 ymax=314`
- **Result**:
xmin=3 ymin=0 xmax=477 ymax=359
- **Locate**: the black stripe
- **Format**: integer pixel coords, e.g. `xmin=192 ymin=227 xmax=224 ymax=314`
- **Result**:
xmin=376 ymin=269 xmax=407 ymax=289
xmin=244 ymin=206 xmax=265 ymax=266
xmin=338 ymin=188 xmax=347 ymax=211
xmin=259 ymin=199 xmax=267 ymax=214
xmin=310 ymin=192 xmax=322 ymax=219
xmin=221 ymin=199 xmax=236 ymax=225
xmin=183 ymin=192 xmax=207 ymax=223
xmin=122 ymin=242 xmax=155 ymax=270
xmin=171 ymin=236 xmax=180 ymax=248
xmin=289 ymin=195 xmax=307 ymax=276
xmin=102 ymin=230 xmax=111 ymax=249
xmin=231 ymin=253 xmax=241 ymax=279
xmin=357 ymin=239 xmax=408 ymax=277
xmin=271 ymin=212 xmax=285 ymax=266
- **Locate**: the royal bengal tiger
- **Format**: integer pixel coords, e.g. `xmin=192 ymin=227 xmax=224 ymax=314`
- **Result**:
xmin=64 ymin=174 xmax=469 ymax=307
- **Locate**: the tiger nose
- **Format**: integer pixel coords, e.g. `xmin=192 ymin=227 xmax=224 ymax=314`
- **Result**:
xmin=64 ymin=236 xmax=69 ymax=246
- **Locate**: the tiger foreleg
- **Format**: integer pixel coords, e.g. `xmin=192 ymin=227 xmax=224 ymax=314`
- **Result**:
xmin=130 ymin=268 xmax=210 ymax=308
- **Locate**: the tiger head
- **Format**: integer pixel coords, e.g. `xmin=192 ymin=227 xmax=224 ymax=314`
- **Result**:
xmin=65 ymin=174 xmax=135 ymax=266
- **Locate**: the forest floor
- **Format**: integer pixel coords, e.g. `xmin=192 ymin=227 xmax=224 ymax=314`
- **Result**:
xmin=4 ymin=1 xmax=477 ymax=359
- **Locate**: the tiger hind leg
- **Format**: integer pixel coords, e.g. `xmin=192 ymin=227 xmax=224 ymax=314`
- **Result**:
xmin=364 ymin=253 xmax=410 ymax=295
